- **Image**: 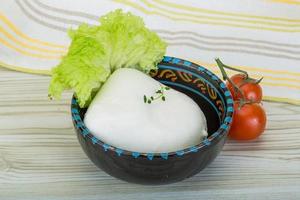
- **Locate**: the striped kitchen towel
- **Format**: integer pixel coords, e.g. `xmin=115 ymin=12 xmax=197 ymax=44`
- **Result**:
xmin=0 ymin=0 xmax=299 ymax=104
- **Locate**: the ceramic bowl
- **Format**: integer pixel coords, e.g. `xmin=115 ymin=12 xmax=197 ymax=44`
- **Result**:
xmin=71 ymin=56 xmax=234 ymax=185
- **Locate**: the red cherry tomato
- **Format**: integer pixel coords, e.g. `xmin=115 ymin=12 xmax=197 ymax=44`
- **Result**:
xmin=227 ymin=74 xmax=263 ymax=102
xmin=229 ymin=102 xmax=267 ymax=140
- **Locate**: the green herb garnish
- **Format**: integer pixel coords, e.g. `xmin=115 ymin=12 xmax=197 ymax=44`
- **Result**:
xmin=144 ymin=85 xmax=170 ymax=104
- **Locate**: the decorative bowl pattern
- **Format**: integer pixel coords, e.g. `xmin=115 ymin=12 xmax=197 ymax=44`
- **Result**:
xmin=71 ymin=56 xmax=234 ymax=185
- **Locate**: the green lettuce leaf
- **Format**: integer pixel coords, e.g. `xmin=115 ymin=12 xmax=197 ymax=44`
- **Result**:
xmin=49 ymin=9 xmax=167 ymax=108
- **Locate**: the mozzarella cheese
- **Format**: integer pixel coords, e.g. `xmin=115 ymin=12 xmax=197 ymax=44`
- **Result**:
xmin=84 ymin=68 xmax=207 ymax=153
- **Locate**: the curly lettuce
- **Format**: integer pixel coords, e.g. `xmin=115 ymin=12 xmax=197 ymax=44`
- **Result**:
xmin=49 ymin=9 xmax=167 ymax=108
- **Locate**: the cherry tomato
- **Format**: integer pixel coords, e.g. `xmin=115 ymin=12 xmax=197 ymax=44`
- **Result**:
xmin=227 ymin=74 xmax=263 ymax=102
xmin=229 ymin=102 xmax=266 ymax=140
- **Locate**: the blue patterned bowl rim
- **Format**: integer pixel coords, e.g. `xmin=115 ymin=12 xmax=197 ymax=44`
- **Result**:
xmin=71 ymin=56 xmax=234 ymax=160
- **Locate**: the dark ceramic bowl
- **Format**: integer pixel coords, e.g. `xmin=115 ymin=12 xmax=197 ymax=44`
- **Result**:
xmin=71 ymin=56 xmax=234 ymax=185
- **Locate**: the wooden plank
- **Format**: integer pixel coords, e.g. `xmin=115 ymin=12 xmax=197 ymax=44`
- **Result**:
xmin=0 ymin=68 xmax=299 ymax=200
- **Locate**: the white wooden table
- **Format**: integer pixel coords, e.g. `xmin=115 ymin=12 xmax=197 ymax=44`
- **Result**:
xmin=0 ymin=67 xmax=299 ymax=200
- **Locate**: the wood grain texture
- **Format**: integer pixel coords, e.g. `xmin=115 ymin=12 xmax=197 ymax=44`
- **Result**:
xmin=0 ymin=67 xmax=299 ymax=200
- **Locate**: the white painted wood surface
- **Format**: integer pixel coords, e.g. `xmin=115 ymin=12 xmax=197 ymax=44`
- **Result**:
xmin=0 ymin=67 xmax=299 ymax=200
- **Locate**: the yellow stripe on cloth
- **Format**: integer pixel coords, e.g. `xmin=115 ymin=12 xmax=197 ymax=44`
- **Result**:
xmin=144 ymin=0 xmax=300 ymax=27
xmin=209 ymin=69 xmax=300 ymax=85
xmin=0 ymin=27 xmax=66 ymax=54
xmin=0 ymin=37 xmax=61 ymax=59
xmin=153 ymin=0 xmax=300 ymax=22
xmin=210 ymin=70 xmax=300 ymax=90
xmin=0 ymin=60 xmax=51 ymax=75
xmin=0 ymin=12 xmax=67 ymax=49
xmin=263 ymin=96 xmax=300 ymax=105
xmin=193 ymin=60 xmax=300 ymax=78
xmin=208 ymin=67 xmax=300 ymax=83
xmin=269 ymin=0 xmax=300 ymax=5
xmin=114 ymin=0 xmax=300 ymax=32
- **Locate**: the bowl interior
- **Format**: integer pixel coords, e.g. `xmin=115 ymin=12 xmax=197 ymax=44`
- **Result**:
xmin=160 ymin=81 xmax=221 ymax=136
xmin=151 ymin=60 xmax=228 ymax=137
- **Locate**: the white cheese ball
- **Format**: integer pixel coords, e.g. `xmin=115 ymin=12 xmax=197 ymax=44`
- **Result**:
xmin=84 ymin=68 xmax=207 ymax=153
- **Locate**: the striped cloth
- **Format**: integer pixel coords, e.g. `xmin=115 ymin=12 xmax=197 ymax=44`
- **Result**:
xmin=1 ymin=0 xmax=299 ymax=105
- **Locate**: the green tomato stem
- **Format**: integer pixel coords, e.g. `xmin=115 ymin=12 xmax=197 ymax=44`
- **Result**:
xmin=215 ymin=58 xmax=249 ymax=79
xmin=215 ymin=58 xmax=246 ymax=100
